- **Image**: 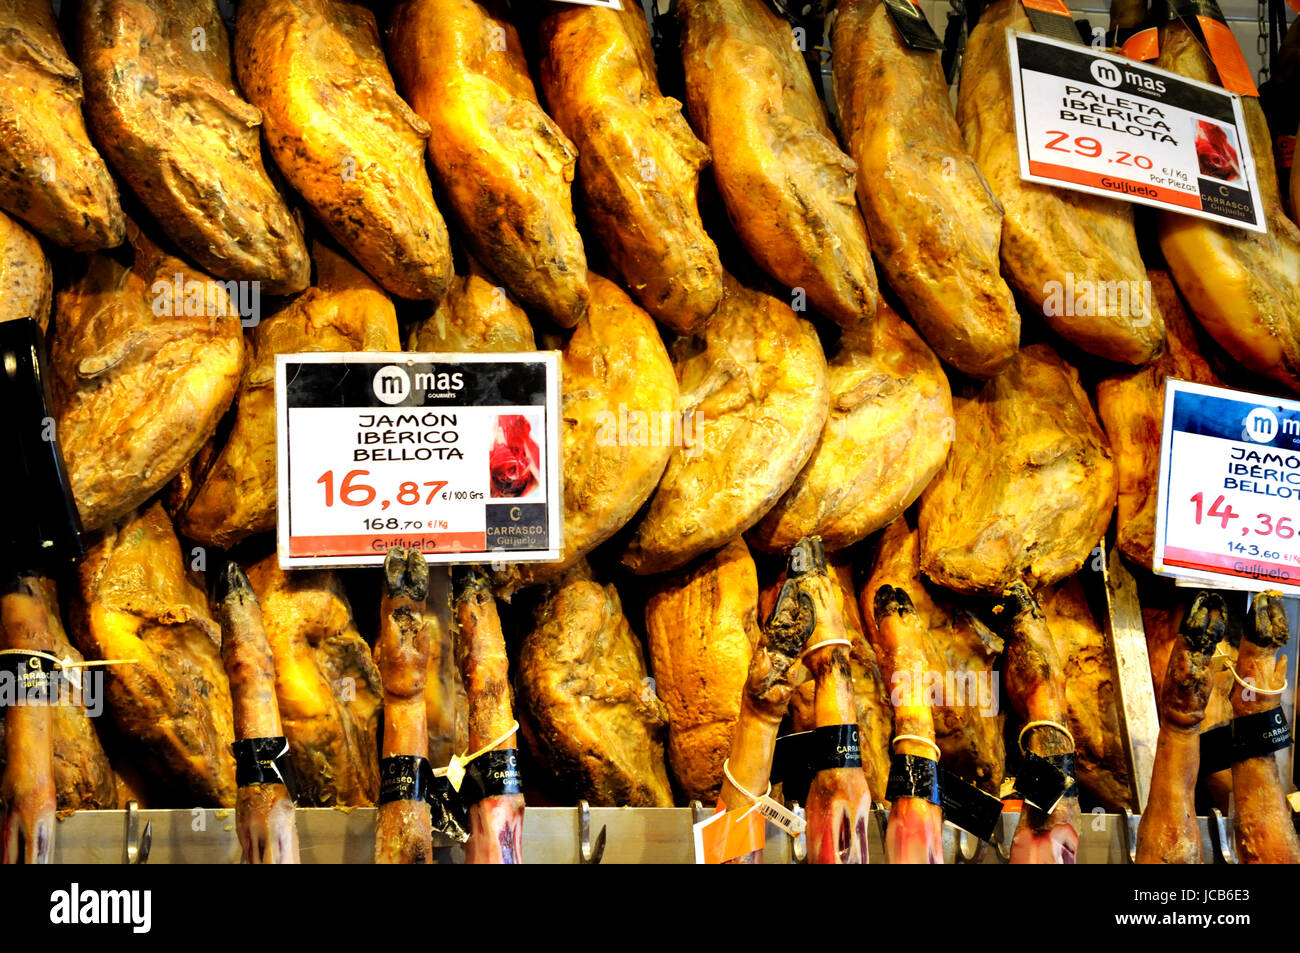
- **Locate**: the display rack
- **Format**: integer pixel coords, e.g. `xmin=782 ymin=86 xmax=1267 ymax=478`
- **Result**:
xmin=52 ymin=805 xmax=1235 ymax=865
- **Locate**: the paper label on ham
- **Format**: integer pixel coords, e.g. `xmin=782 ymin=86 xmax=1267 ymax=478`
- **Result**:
xmin=693 ymin=801 xmax=765 ymax=864
xmin=755 ymin=795 xmax=806 ymax=836
xmin=1015 ymin=752 xmax=1077 ymax=813
xmin=939 ymin=770 xmax=1005 ymax=841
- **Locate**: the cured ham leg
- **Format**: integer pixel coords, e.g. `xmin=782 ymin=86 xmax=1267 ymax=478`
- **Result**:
xmin=374 ymin=548 xmax=433 ymax=865
xmin=0 ymin=576 xmax=56 ymax=864
xmin=801 ymin=542 xmax=872 ymax=864
xmin=1230 ymin=592 xmax=1300 ymax=864
xmin=871 ymin=585 xmax=943 ymax=864
xmin=453 ymin=567 xmax=523 ymax=864
xmin=678 ymin=0 xmax=878 ymax=330
xmin=1136 ymin=591 xmax=1223 ymax=864
xmin=719 ymin=538 xmax=819 ymax=864
xmin=217 ymin=563 xmax=299 ymax=865
xmin=1000 ymin=584 xmax=1079 ymax=865
xmin=831 ymin=0 xmax=1019 ymax=377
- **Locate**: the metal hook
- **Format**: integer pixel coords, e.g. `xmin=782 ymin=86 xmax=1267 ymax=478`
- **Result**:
xmin=578 ymin=800 xmax=605 ymax=865
xmin=124 ymin=801 xmax=151 ymax=865
xmin=690 ymin=799 xmax=710 ymax=826
xmin=789 ymin=801 xmax=807 ymax=863
xmin=987 ymin=815 xmax=1012 ymax=863
xmin=1119 ymin=807 xmax=1139 ymax=863
xmin=872 ymin=801 xmax=889 ymax=849
xmin=952 ymin=826 xmax=987 ymax=864
xmin=1207 ymin=807 xmax=1235 ymax=864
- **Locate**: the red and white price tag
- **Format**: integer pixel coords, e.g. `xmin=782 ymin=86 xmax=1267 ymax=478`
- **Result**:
xmin=275 ymin=352 xmax=562 ymax=569
xmin=1008 ymin=31 xmax=1264 ymax=232
xmin=1154 ymin=380 xmax=1300 ymax=595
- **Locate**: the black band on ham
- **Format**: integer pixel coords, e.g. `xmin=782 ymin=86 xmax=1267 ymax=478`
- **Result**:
xmin=233 ymin=736 xmax=299 ymax=800
xmin=772 ymin=725 xmax=864 ymax=803
xmin=1231 ymin=707 xmax=1292 ymax=763
xmin=813 ymin=724 xmax=863 ymax=771
xmin=461 ymin=748 xmax=523 ymax=805
xmin=0 ymin=652 xmax=60 ymax=698
xmin=885 ymin=753 xmax=942 ymax=806
xmin=378 ymin=755 xmax=430 ymax=804
xmin=1199 ymin=723 xmax=1234 ymax=775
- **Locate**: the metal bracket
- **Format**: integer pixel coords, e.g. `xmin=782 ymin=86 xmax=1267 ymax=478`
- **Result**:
xmin=1119 ymin=806 xmax=1139 ymax=863
xmin=577 ymin=800 xmax=606 ymax=865
xmin=689 ymin=800 xmax=710 ymax=826
xmin=1207 ymin=807 xmax=1235 ymax=864
xmin=952 ymin=826 xmax=987 ymax=864
xmin=124 ymin=802 xmax=151 ymax=865
xmin=872 ymin=801 xmax=890 ymax=850
xmin=789 ymin=801 xmax=807 ymax=863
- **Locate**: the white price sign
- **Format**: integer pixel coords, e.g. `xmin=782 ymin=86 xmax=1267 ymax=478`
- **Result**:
xmin=275 ymin=352 xmax=562 ymax=569
xmin=1154 ymin=380 xmax=1300 ymax=594
xmin=1008 ymin=31 xmax=1265 ymax=232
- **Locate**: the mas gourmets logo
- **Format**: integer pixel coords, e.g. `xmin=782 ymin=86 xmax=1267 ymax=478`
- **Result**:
xmin=1243 ymin=407 xmax=1281 ymax=444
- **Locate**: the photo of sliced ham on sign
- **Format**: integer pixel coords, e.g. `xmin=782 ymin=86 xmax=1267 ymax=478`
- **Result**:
xmin=1194 ymin=120 xmax=1242 ymax=183
xmin=489 ymin=415 xmax=542 ymax=499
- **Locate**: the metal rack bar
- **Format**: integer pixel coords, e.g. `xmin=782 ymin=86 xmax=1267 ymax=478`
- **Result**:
xmin=49 ymin=807 xmax=1220 ymax=864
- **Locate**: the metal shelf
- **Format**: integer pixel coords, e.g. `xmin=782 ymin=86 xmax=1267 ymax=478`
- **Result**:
xmin=51 ymin=806 xmax=1231 ymax=864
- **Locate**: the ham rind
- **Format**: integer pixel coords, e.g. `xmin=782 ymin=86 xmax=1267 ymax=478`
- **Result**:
xmin=217 ymin=562 xmax=300 ymax=865
xmin=1230 ymin=593 xmax=1300 ymax=864
xmin=999 ymin=584 xmax=1079 ymax=865
xmin=374 ymin=549 xmax=433 ymax=865
xmin=1135 ymin=592 xmax=1224 ymax=864
xmin=719 ymin=537 xmax=820 ymax=864
xmin=870 ymin=585 xmax=943 ymax=864
xmin=453 ymin=567 xmax=523 ymax=864
xmin=0 ymin=576 xmax=56 ymax=864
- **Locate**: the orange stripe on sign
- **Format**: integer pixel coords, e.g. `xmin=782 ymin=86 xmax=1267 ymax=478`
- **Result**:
xmin=1120 ymin=27 xmax=1159 ymax=62
xmin=289 ymin=532 xmax=487 ymax=557
xmin=1163 ymin=546 xmax=1298 ymax=583
xmin=1021 ymin=0 xmax=1072 ymax=14
xmin=1198 ymin=17 xmax=1258 ymax=97
xmin=1027 ymin=160 xmax=1204 ymax=209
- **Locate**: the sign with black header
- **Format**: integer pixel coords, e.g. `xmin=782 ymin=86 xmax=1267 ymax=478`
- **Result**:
xmin=1154 ymin=380 xmax=1300 ymax=594
xmin=276 ymin=352 xmax=561 ymax=569
xmin=1008 ymin=31 xmax=1264 ymax=232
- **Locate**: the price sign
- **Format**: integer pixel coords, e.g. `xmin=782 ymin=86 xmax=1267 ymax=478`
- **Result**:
xmin=276 ymin=352 xmax=561 ymax=569
xmin=1154 ymin=380 xmax=1300 ymax=595
xmin=1008 ymin=31 xmax=1265 ymax=232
